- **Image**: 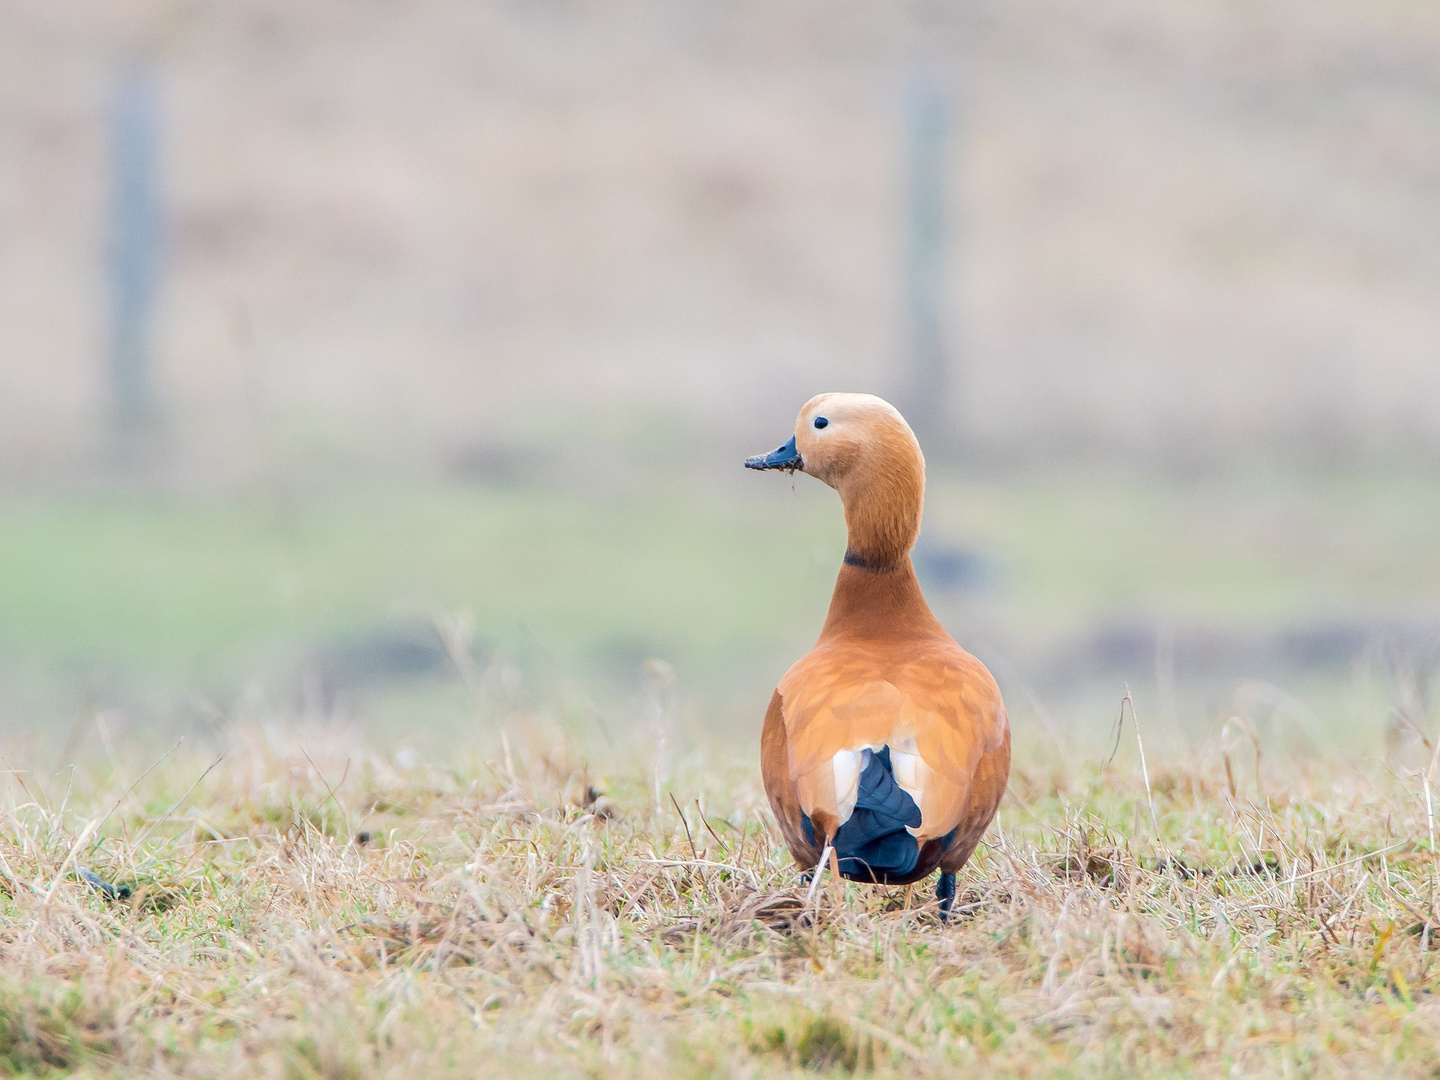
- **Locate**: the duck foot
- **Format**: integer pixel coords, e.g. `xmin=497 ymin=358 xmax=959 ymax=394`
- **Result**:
xmin=936 ymin=871 xmax=956 ymax=924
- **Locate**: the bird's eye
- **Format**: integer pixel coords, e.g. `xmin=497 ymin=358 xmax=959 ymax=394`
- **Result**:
xmin=813 ymin=417 xmax=829 ymax=429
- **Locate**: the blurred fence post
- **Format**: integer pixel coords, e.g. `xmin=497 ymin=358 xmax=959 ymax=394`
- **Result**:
xmin=108 ymin=64 xmax=162 ymax=438
xmin=905 ymin=76 xmax=949 ymax=449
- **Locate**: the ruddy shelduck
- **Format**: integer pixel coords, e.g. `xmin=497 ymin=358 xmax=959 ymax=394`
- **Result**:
xmin=745 ymin=393 xmax=1010 ymax=919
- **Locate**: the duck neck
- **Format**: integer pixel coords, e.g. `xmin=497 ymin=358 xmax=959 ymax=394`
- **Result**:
xmin=819 ymin=433 xmax=934 ymax=641
xmin=819 ymin=557 xmax=945 ymax=643
xmin=835 ymin=455 xmax=924 ymax=572
xmin=822 ymin=468 xmax=940 ymax=642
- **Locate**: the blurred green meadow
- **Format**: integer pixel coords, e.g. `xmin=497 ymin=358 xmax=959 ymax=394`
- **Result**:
xmin=4 ymin=435 xmax=1439 ymax=764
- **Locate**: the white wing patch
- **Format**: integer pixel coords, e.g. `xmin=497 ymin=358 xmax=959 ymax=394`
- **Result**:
xmin=831 ymin=749 xmax=863 ymax=824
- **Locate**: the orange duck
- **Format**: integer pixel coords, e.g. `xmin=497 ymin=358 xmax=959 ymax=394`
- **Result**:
xmin=745 ymin=393 xmax=1010 ymax=919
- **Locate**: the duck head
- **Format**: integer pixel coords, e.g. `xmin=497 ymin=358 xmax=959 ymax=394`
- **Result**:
xmin=746 ymin=392 xmax=925 ymax=571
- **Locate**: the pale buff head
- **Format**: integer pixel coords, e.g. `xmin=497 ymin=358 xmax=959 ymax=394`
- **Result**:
xmin=746 ymin=392 xmax=926 ymax=569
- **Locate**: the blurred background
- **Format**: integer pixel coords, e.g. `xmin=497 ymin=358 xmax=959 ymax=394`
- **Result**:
xmin=4 ymin=0 xmax=1440 ymax=769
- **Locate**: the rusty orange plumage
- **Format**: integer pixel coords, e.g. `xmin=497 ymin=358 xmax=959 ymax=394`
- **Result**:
xmin=747 ymin=393 xmax=1010 ymax=917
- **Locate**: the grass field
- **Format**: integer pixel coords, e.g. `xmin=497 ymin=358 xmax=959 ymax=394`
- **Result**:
xmin=3 ymin=718 xmax=1440 ymax=1078
xmin=4 ymin=461 xmax=1440 ymax=1075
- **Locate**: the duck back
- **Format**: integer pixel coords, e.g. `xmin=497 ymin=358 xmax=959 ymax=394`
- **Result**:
xmin=761 ymin=559 xmax=1010 ymax=883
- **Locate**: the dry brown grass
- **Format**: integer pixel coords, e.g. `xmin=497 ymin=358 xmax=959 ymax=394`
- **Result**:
xmin=3 ymin=718 xmax=1440 ymax=1078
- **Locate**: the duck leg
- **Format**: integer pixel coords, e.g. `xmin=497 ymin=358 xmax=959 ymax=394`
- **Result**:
xmin=936 ymin=871 xmax=956 ymax=923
